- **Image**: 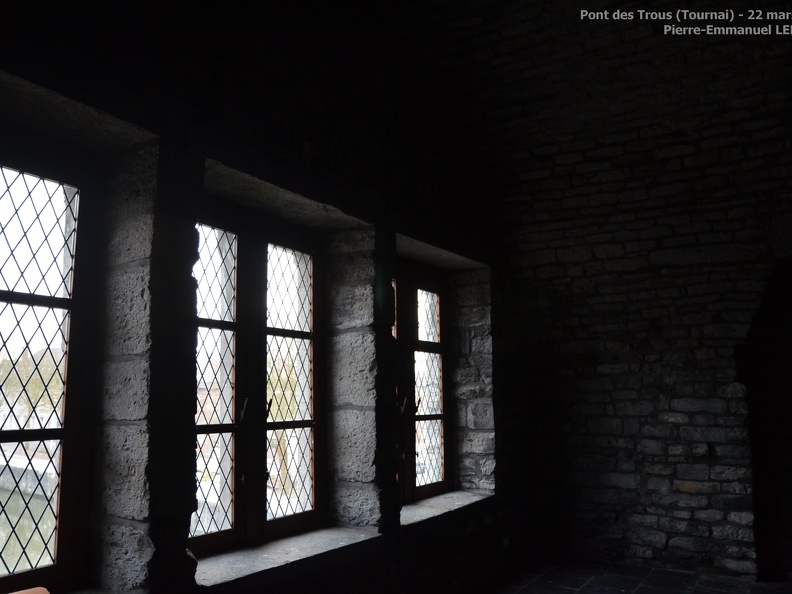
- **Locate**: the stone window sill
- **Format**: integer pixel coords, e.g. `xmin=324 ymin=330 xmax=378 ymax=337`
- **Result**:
xmin=400 ymin=490 xmax=491 ymax=525
xmin=195 ymin=525 xmax=379 ymax=588
xmin=196 ymin=490 xmax=491 ymax=589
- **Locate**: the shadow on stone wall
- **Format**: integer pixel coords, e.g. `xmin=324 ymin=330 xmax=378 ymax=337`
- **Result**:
xmin=493 ymin=274 xmax=571 ymax=562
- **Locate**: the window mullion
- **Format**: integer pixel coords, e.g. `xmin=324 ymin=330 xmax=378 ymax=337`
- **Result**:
xmin=397 ymin=279 xmax=419 ymax=503
xmin=235 ymin=234 xmax=268 ymax=544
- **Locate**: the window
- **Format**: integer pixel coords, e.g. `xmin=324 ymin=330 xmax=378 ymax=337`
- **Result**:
xmin=395 ymin=262 xmax=450 ymax=502
xmin=264 ymin=244 xmax=315 ymax=522
xmin=0 ymin=166 xmax=77 ymax=577
xmin=190 ymin=211 xmax=320 ymax=555
xmin=192 ymin=224 xmax=236 ymax=540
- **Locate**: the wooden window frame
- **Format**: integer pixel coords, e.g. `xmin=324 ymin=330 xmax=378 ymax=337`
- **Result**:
xmin=0 ymin=134 xmax=101 ymax=593
xmin=395 ymin=260 xmax=452 ymax=504
xmin=189 ymin=195 xmax=326 ymax=558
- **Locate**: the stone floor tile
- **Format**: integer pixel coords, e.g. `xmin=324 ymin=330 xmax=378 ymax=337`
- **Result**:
xmin=695 ymin=575 xmax=757 ymax=593
xmin=635 ymin=586 xmax=682 ymax=594
xmin=750 ymin=581 xmax=792 ymax=594
xmin=600 ymin=563 xmax=654 ymax=579
xmin=588 ymin=572 xmax=644 ymax=591
xmin=517 ymin=582 xmax=579 ymax=593
xmin=498 ymin=562 xmax=791 ymax=594
xmin=691 ymin=583 xmax=751 ymax=594
xmin=501 ymin=575 xmax=542 ymax=593
xmin=534 ymin=570 xmax=593 ymax=590
xmin=640 ymin=568 xmax=699 ymax=592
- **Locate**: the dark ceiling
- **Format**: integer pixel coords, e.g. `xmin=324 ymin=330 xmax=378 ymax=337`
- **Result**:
xmin=2 ymin=1 xmax=790 ymax=217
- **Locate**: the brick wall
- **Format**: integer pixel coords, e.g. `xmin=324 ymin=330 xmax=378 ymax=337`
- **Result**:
xmin=483 ymin=6 xmax=792 ymax=574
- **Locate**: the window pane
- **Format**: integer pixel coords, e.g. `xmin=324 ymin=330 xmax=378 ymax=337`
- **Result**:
xmin=267 ymin=245 xmax=312 ymax=332
xmin=267 ymin=336 xmax=312 ymax=422
xmin=192 ymin=223 xmax=236 ymax=539
xmin=415 ymin=351 xmax=442 ymax=415
xmin=194 ymin=224 xmax=237 ymax=322
xmin=267 ymin=428 xmax=313 ymax=519
xmin=0 ymin=440 xmax=60 ymax=576
xmin=0 ymin=167 xmax=78 ymax=298
xmin=0 ymin=303 xmax=68 ymax=431
xmin=417 ymin=289 xmax=440 ymax=343
xmin=196 ymin=328 xmax=234 ymax=425
xmin=415 ymin=421 xmax=443 ymax=487
xmin=191 ymin=432 xmax=233 ymax=537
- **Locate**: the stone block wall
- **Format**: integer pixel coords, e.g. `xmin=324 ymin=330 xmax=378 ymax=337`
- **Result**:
xmin=102 ymin=145 xmax=159 ymax=590
xmin=327 ymin=228 xmax=381 ymax=526
xmin=101 ymin=142 xmax=202 ymax=591
xmin=326 ymin=229 xmax=496 ymax=528
xmin=449 ymin=267 xmax=495 ymax=493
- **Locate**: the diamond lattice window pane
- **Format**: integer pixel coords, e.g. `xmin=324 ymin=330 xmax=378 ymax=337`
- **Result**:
xmin=0 ymin=167 xmax=78 ymax=298
xmin=267 ymin=245 xmax=311 ymax=332
xmin=267 ymin=336 xmax=312 ymax=422
xmin=415 ymin=351 xmax=442 ymax=416
xmin=267 ymin=428 xmax=313 ymax=519
xmin=417 ymin=290 xmax=440 ymax=343
xmin=0 ymin=440 xmax=60 ymax=576
xmin=415 ymin=421 xmax=443 ymax=487
xmin=194 ymin=224 xmax=237 ymax=322
xmin=0 ymin=303 xmax=68 ymax=430
xmin=191 ymin=432 xmax=233 ymax=537
xmin=196 ymin=328 xmax=234 ymax=425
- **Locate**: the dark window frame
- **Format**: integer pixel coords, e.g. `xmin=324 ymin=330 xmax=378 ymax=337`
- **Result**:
xmin=189 ymin=194 xmax=327 ymax=557
xmin=395 ymin=259 xmax=452 ymax=504
xmin=0 ymin=127 xmax=103 ymax=593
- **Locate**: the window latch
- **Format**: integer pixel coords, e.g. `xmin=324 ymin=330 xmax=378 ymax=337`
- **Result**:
xmin=400 ymin=397 xmax=407 ymax=414
xmin=240 ymin=398 xmax=249 ymax=422
xmin=266 ymin=398 xmax=273 ymax=419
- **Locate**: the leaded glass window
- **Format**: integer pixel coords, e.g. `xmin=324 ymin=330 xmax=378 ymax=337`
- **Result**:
xmin=189 ymin=217 xmax=318 ymax=554
xmin=0 ymin=166 xmax=78 ymax=576
xmin=191 ymin=224 xmax=237 ymax=537
xmin=395 ymin=265 xmax=448 ymax=503
xmin=414 ymin=291 xmax=444 ymax=488
xmin=266 ymin=245 xmax=314 ymax=520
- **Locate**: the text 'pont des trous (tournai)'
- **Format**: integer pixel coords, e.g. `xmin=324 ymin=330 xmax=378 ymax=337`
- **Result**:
xmin=580 ymin=9 xmax=792 ymax=36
